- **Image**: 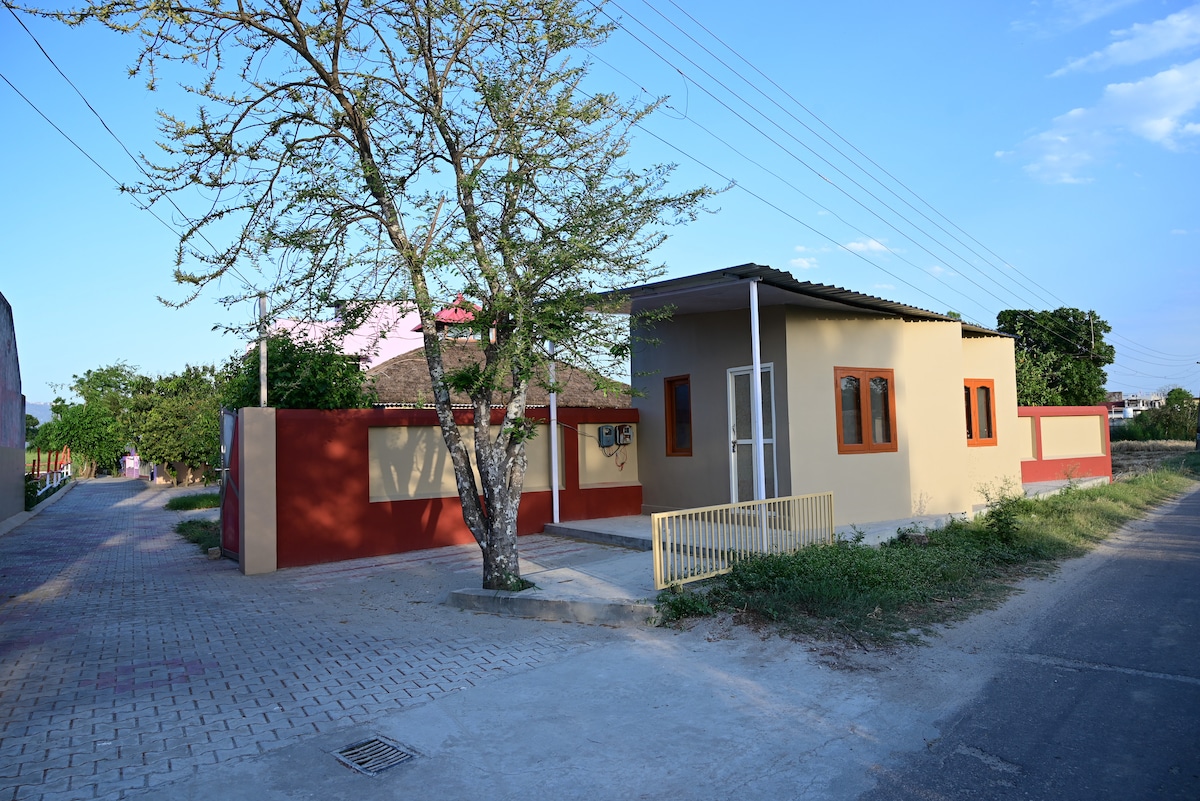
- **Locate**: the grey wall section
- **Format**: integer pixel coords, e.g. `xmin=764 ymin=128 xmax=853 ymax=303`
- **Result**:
xmin=632 ymin=307 xmax=790 ymax=513
xmin=0 ymin=292 xmax=25 ymax=523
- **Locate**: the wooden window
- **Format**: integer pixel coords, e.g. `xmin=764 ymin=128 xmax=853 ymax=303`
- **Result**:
xmin=834 ymin=367 xmax=898 ymax=454
xmin=964 ymin=378 xmax=997 ymax=447
xmin=665 ymin=375 xmax=692 ymax=456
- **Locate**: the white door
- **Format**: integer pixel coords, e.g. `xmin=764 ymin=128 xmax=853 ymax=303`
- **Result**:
xmin=727 ymin=365 xmax=777 ymax=503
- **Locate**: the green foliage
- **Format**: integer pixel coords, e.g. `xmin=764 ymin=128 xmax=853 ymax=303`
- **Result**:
xmin=24 ymin=473 xmax=69 ymax=511
xmin=219 ymin=336 xmax=375 ymax=410
xmin=997 ymin=308 xmax=1115 ymax=406
xmin=164 ymin=492 xmax=221 ymax=511
xmin=663 ymin=469 xmax=1192 ymax=641
xmin=1111 ymin=387 xmax=1197 ymax=442
xmin=132 ymin=366 xmax=221 ymax=481
xmin=53 ymin=400 xmax=128 ymax=477
xmin=175 ymin=519 xmax=221 ymax=552
xmin=656 ymin=586 xmax=715 ymax=622
xmin=24 ymin=414 xmax=39 ymax=443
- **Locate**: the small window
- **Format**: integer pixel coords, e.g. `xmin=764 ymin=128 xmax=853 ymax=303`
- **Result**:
xmin=665 ymin=375 xmax=692 ymax=456
xmin=834 ymin=367 xmax=898 ymax=454
xmin=965 ymin=378 xmax=997 ymax=447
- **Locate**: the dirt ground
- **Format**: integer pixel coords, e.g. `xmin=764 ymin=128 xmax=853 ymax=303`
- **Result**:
xmin=1110 ymin=440 xmax=1195 ymax=478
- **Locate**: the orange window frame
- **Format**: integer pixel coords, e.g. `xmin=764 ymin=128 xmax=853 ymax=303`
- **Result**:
xmin=665 ymin=375 xmax=692 ymax=457
xmin=964 ymin=378 xmax=998 ymax=447
xmin=833 ymin=367 xmax=899 ymax=455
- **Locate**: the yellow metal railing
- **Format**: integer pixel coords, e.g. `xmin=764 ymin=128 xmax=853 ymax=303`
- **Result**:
xmin=651 ymin=492 xmax=835 ymax=590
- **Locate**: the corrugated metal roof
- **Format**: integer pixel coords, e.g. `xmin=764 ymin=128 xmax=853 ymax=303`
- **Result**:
xmin=614 ymin=263 xmax=1005 ymax=337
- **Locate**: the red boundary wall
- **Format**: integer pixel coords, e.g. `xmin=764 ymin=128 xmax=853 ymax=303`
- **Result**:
xmin=262 ymin=407 xmax=639 ymax=569
xmin=1019 ymin=406 xmax=1112 ymax=484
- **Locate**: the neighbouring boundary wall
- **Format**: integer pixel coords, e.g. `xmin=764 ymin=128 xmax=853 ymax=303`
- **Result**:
xmin=225 ymin=406 xmax=641 ymax=574
xmin=1017 ymin=406 xmax=1111 ymax=484
xmin=0 ymin=292 xmax=23 ymax=526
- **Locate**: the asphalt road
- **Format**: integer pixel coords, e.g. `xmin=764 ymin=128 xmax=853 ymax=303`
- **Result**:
xmin=860 ymin=486 xmax=1200 ymax=800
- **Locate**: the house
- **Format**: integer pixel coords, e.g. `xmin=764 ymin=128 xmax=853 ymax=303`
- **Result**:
xmin=1104 ymin=391 xmax=1165 ymax=427
xmin=0 ymin=292 xmax=24 ymax=525
xmin=272 ymin=302 xmax=424 ymax=371
xmin=617 ymin=264 xmax=1024 ymax=527
xmin=367 ymin=342 xmax=631 ymax=410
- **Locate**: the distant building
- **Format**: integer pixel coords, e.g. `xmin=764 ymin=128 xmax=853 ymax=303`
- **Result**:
xmin=1104 ymin=391 xmax=1165 ymax=426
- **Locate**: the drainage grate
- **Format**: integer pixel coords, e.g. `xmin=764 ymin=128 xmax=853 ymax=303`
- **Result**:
xmin=334 ymin=736 xmax=416 ymax=776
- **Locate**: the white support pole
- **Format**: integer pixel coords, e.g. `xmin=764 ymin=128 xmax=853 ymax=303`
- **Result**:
xmin=749 ymin=279 xmax=766 ymax=501
xmin=549 ymin=342 xmax=561 ymax=524
xmin=749 ymin=279 xmax=768 ymax=553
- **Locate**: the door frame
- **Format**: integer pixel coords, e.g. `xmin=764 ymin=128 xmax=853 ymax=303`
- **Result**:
xmin=726 ymin=363 xmax=778 ymax=503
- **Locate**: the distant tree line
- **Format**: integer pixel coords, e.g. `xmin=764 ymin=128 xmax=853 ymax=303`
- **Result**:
xmin=31 ymin=336 xmax=375 ymax=482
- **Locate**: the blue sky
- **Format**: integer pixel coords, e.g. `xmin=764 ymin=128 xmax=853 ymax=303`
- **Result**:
xmin=2 ymin=0 xmax=1198 ymax=404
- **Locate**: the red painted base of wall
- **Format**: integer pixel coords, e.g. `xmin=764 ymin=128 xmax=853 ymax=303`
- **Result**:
xmin=271 ymin=408 xmax=640 ymax=570
xmin=1020 ymin=455 xmax=1112 ymax=484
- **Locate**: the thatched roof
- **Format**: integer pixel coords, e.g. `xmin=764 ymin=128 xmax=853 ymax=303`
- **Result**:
xmin=367 ymin=343 xmax=631 ymax=409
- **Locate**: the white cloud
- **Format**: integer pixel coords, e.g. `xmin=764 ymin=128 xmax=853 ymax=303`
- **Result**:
xmin=928 ymin=265 xmax=956 ymax=277
xmin=1171 ymin=228 xmax=1189 ymax=234
xmin=872 ymin=283 xmax=896 ymax=291
xmin=789 ymin=244 xmax=825 ymax=269
xmin=1014 ymin=0 xmax=1142 ymax=34
xmin=1025 ymin=57 xmax=1200 ymax=181
xmin=845 ymin=238 xmax=888 ymax=253
xmin=1054 ymin=5 xmax=1200 ymax=75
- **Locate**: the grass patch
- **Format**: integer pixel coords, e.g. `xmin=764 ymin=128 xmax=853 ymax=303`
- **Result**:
xmin=657 ymin=469 xmax=1195 ymax=642
xmin=164 ymin=492 xmax=220 ymax=511
xmin=175 ymin=519 xmax=221 ymax=552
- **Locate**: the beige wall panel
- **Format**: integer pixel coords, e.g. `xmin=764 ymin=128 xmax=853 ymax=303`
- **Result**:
xmin=633 ymin=307 xmax=789 ymax=513
xmin=239 ymin=407 xmax=278 ymax=576
xmin=899 ymin=321 xmax=974 ymax=518
xmin=1041 ymin=415 xmax=1106 ymax=458
xmin=783 ymin=312 xmax=918 ymax=524
xmin=1016 ymin=416 xmax=1037 ymax=461
xmin=783 ymin=313 xmax=994 ymax=524
xmin=961 ymin=335 xmax=1024 ymax=507
xmin=578 ymin=423 xmax=639 ymax=487
xmin=369 ymin=424 xmax=554 ymax=503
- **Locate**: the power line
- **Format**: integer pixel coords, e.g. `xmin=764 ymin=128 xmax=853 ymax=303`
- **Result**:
xmin=6 ymin=6 xmax=257 ymax=293
xmin=591 ymin=1 xmax=1197 ymax=379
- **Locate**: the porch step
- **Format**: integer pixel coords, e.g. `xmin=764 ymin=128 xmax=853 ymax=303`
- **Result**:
xmin=542 ymin=516 xmax=654 ymax=552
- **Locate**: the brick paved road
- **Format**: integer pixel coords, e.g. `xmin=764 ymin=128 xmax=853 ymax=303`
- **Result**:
xmin=0 ymin=479 xmax=608 ymax=801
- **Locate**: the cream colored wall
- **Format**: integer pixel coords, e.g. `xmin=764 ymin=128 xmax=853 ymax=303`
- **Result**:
xmin=961 ymin=335 xmax=1024 ymax=507
xmin=369 ymin=424 xmax=557 ymax=502
xmin=1017 ymin=416 xmax=1037 ymax=461
xmin=783 ymin=312 xmax=974 ymax=525
xmin=239 ymin=407 xmax=278 ymax=576
xmin=1041 ymin=415 xmax=1106 ymax=458
xmin=578 ymin=424 xmax=640 ymax=487
xmin=632 ymin=307 xmax=790 ymax=513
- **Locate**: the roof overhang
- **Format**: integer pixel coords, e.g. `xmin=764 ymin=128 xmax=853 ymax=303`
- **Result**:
xmin=605 ymin=263 xmax=1004 ymax=337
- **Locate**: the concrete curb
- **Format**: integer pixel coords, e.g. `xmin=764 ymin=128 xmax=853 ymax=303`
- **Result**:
xmin=542 ymin=522 xmax=653 ymax=551
xmin=448 ymin=587 xmax=657 ymax=626
xmin=0 ymin=478 xmax=78 ymax=538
